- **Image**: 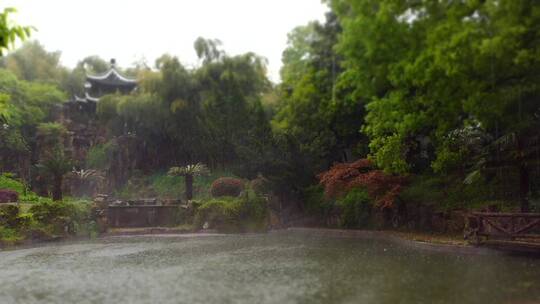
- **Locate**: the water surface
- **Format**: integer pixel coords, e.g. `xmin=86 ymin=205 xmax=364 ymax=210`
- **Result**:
xmin=0 ymin=231 xmax=539 ymax=304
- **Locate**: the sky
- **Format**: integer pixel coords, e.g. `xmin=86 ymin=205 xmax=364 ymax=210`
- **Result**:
xmin=1 ymin=0 xmax=329 ymax=83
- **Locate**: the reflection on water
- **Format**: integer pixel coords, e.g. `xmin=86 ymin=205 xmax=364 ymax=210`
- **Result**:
xmin=0 ymin=231 xmax=539 ymax=304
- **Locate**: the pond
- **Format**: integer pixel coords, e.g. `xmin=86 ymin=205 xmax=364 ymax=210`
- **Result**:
xmin=0 ymin=231 xmax=539 ymax=304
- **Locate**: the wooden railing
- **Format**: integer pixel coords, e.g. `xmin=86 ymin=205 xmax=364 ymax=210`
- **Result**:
xmin=465 ymin=212 xmax=540 ymax=247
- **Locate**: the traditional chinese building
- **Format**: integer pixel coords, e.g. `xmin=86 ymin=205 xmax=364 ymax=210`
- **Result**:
xmin=60 ymin=59 xmax=138 ymax=165
xmin=74 ymin=58 xmax=137 ymax=107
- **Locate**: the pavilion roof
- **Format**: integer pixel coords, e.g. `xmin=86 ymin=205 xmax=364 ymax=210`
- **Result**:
xmin=73 ymin=92 xmax=100 ymax=103
xmin=86 ymin=68 xmax=137 ymax=86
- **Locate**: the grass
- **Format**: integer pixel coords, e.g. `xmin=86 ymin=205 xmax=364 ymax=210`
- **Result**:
xmin=0 ymin=173 xmax=53 ymax=204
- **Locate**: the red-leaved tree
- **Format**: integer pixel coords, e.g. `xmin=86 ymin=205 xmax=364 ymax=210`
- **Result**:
xmin=318 ymin=159 xmax=406 ymax=209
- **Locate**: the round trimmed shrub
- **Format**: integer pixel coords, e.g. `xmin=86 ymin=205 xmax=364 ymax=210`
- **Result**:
xmin=210 ymin=177 xmax=244 ymax=198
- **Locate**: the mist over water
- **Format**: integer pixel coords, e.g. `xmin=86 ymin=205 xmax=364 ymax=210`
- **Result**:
xmin=0 ymin=232 xmax=539 ymax=304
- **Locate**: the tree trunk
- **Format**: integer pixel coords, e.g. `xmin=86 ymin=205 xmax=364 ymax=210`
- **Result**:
xmin=52 ymin=175 xmax=63 ymax=201
xmin=185 ymin=174 xmax=193 ymax=201
xmin=519 ymin=164 xmax=530 ymax=213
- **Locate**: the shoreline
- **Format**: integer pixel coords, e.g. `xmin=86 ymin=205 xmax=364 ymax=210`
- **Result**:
xmin=281 ymin=227 xmax=502 ymax=256
xmin=1 ymin=226 xmax=535 ymax=256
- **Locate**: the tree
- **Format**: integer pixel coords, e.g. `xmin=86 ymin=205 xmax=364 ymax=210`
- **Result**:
xmin=330 ymin=0 xmax=540 ymax=211
xmin=35 ymin=122 xmax=72 ymax=201
xmin=36 ymin=148 xmax=72 ymax=201
xmin=0 ymin=8 xmax=33 ymax=56
xmin=1 ymin=41 xmax=64 ymax=82
xmin=168 ymin=163 xmax=209 ymax=200
xmin=0 ymin=69 xmax=65 ymax=177
xmin=196 ymin=44 xmax=270 ymax=167
xmin=194 ymin=37 xmax=224 ymax=64
xmin=273 ymin=12 xmax=367 ymax=184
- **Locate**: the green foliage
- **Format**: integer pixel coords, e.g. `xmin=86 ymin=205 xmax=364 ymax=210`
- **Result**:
xmin=273 ymin=12 xmax=367 ymax=193
xmin=331 ymin=0 xmax=540 ymax=175
xmin=195 ymin=189 xmax=268 ymax=232
xmin=0 ymin=67 xmax=65 ymax=176
xmin=2 ymin=41 xmax=64 ymax=82
xmin=0 ymin=8 xmax=33 ymax=56
xmin=302 ymin=184 xmax=332 ymax=217
xmin=168 ymin=163 xmax=209 ymax=177
xmin=0 ymin=226 xmax=22 ymax=243
xmin=36 ymin=148 xmax=72 ymax=179
xmin=29 ymin=199 xmax=92 ymax=235
xmin=0 ymin=204 xmax=21 ymax=228
xmin=0 ymin=172 xmax=48 ymax=203
xmin=0 ymin=172 xmax=24 ymax=193
xmin=194 ymin=37 xmax=223 ymax=63
xmin=115 ymin=170 xmax=237 ymax=200
xmin=400 ymin=174 xmax=516 ymax=212
xmin=336 ymin=188 xmax=372 ymax=229
xmin=86 ymin=142 xmax=115 ymax=170
xmin=36 ymin=122 xmax=67 ymax=148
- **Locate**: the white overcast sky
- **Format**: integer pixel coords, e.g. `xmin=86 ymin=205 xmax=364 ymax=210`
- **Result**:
xmin=2 ymin=0 xmax=329 ymax=82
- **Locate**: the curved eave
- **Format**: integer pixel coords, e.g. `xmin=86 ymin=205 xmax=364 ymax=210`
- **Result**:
xmin=86 ymin=68 xmax=137 ymax=85
xmin=72 ymin=93 xmax=99 ymax=103
xmin=85 ymin=93 xmax=100 ymax=102
xmin=74 ymin=95 xmax=87 ymax=103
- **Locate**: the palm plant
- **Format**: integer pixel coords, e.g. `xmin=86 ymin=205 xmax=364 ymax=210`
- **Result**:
xmin=36 ymin=148 xmax=72 ymax=201
xmin=168 ymin=163 xmax=209 ymax=200
xmin=69 ymin=169 xmax=105 ymax=197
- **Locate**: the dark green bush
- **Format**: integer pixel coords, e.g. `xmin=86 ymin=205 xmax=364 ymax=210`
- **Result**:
xmin=401 ymin=174 xmax=512 ymax=211
xmin=29 ymin=200 xmax=92 ymax=235
xmin=302 ymin=184 xmax=333 ymax=218
xmin=195 ymin=190 xmax=267 ymax=232
xmin=250 ymin=175 xmax=271 ymax=196
xmin=0 ymin=204 xmax=21 ymax=228
xmin=0 ymin=226 xmax=23 ymax=243
xmin=337 ymin=188 xmax=373 ymax=228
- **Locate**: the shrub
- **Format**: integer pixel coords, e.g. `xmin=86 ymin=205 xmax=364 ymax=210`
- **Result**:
xmin=210 ymin=177 xmax=245 ymax=198
xmin=250 ymin=174 xmax=271 ymax=195
xmin=0 ymin=173 xmax=25 ymax=193
xmin=29 ymin=200 xmax=92 ymax=235
xmin=302 ymin=184 xmax=332 ymax=217
xmin=0 ymin=173 xmax=47 ymax=204
xmin=0 ymin=226 xmax=23 ymax=243
xmin=318 ymin=159 xmax=406 ymax=209
xmin=86 ymin=143 xmax=116 ymax=170
xmin=336 ymin=188 xmax=373 ymax=228
xmin=150 ymin=174 xmax=184 ymax=198
xmin=195 ymin=190 xmax=267 ymax=232
xmin=0 ymin=204 xmax=20 ymax=228
xmin=0 ymin=189 xmax=18 ymax=203
xmin=195 ymin=197 xmax=241 ymax=231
